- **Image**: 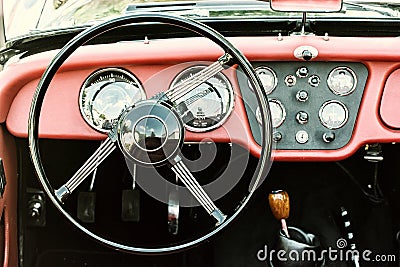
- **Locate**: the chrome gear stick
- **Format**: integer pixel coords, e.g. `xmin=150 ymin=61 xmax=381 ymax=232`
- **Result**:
xmin=268 ymin=190 xmax=290 ymax=238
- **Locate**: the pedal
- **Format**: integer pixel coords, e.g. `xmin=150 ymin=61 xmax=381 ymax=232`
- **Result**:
xmin=77 ymin=191 xmax=96 ymax=223
xmin=121 ymin=189 xmax=140 ymax=222
xmin=77 ymin=145 xmax=100 ymax=223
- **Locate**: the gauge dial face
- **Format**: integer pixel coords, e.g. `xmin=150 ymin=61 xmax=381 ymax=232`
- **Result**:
xmin=256 ymin=99 xmax=286 ymax=128
xmin=249 ymin=66 xmax=277 ymax=94
xmin=319 ymin=100 xmax=349 ymax=129
xmin=170 ymin=66 xmax=234 ymax=132
xmin=79 ymin=68 xmax=146 ymax=132
xmin=327 ymin=67 xmax=357 ymax=96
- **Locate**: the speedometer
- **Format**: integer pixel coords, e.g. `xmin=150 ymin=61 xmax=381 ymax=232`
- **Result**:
xmin=79 ymin=68 xmax=146 ymax=132
xmin=169 ymin=66 xmax=234 ymax=132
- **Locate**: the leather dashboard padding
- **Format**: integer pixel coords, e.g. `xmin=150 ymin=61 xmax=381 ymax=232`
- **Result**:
xmin=380 ymin=68 xmax=400 ymax=129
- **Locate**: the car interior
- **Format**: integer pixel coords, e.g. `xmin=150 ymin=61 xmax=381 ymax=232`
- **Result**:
xmin=0 ymin=0 xmax=400 ymax=266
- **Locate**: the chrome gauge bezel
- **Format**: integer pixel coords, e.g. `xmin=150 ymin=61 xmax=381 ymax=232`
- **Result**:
xmin=318 ymin=100 xmax=349 ymax=129
xmin=169 ymin=65 xmax=235 ymax=133
xmin=256 ymin=99 xmax=286 ymax=128
xmin=248 ymin=66 xmax=278 ymax=94
xmin=327 ymin=67 xmax=357 ymax=96
xmin=79 ymin=67 xmax=146 ymax=133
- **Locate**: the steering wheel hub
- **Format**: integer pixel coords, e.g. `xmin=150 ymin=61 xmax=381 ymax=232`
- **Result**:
xmin=133 ymin=116 xmax=167 ymax=152
xmin=118 ymin=100 xmax=184 ymax=166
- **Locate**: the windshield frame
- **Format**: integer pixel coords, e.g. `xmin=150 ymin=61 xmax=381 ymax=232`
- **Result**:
xmin=4 ymin=0 xmax=400 ymax=41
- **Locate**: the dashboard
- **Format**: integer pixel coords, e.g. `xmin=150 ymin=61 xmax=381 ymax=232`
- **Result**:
xmin=2 ymin=35 xmax=400 ymax=161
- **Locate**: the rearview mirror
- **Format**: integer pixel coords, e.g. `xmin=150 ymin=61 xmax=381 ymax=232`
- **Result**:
xmin=270 ymin=0 xmax=343 ymax=13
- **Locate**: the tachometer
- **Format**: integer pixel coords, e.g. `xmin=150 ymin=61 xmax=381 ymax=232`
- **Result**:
xmin=79 ymin=68 xmax=146 ymax=132
xmin=170 ymin=66 xmax=234 ymax=132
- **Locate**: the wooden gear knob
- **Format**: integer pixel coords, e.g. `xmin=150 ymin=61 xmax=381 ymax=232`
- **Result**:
xmin=268 ymin=190 xmax=290 ymax=220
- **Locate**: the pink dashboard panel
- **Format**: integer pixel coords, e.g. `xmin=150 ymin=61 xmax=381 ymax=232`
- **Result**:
xmin=2 ymin=36 xmax=400 ymax=161
xmin=380 ymin=68 xmax=400 ymax=129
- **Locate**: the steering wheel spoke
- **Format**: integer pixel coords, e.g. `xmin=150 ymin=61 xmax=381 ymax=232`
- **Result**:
xmin=161 ymin=53 xmax=232 ymax=104
xmin=171 ymin=156 xmax=227 ymax=225
xmin=55 ymin=137 xmax=116 ymax=202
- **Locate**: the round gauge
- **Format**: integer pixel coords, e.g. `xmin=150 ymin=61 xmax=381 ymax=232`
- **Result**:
xmin=170 ymin=66 xmax=234 ymax=132
xmin=79 ymin=68 xmax=146 ymax=132
xmin=248 ymin=66 xmax=277 ymax=94
xmin=319 ymin=100 xmax=349 ymax=129
xmin=327 ymin=67 xmax=357 ymax=96
xmin=256 ymin=99 xmax=286 ymax=128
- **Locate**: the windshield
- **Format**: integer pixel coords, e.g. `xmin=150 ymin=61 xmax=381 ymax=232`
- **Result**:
xmin=4 ymin=0 xmax=400 ymax=40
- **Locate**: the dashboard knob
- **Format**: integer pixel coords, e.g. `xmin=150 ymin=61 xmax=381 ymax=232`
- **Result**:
xmin=296 ymin=90 xmax=309 ymax=102
xmin=302 ymin=50 xmax=313 ymax=61
xmin=28 ymin=194 xmax=43 ymax=218
xmin=273 ymin=131 xmax=282 ymax=142
xmin=284 ymin=75 xmax=296 ymax=87
xmin=296 ymin=67 xmax=308 ymax=78
xmin=295 ymin=130 xmax=309 ymax=144
xmin=323 ymin=132 xmax=336 ymax=143
xmin=296 ymin=111 xmax=309 ymax=124
xmin=308 ymin=75 xmax=320 ymax=87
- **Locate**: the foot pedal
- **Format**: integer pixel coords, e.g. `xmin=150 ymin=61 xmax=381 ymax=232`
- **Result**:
xmin=77 ymin=191 xmax=96 ymax=223
xmin=121 ymin=189 xmax=140 ymax=222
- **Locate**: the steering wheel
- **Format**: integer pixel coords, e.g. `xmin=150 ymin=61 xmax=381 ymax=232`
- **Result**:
xmin=28 ymin=13 xmax=273 ymax=253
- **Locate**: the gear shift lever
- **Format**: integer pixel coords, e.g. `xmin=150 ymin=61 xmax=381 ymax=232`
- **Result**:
xmin=268 ymin=190 xmax=290 ymax=238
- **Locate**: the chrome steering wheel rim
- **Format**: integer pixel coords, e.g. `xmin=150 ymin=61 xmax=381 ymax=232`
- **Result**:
xmin=28 ymin=13 xmax=273 ymax=254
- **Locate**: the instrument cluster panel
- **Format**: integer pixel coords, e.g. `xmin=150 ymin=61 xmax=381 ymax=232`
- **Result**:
xmin=239 ymin=62 xmax=368 ymax=150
